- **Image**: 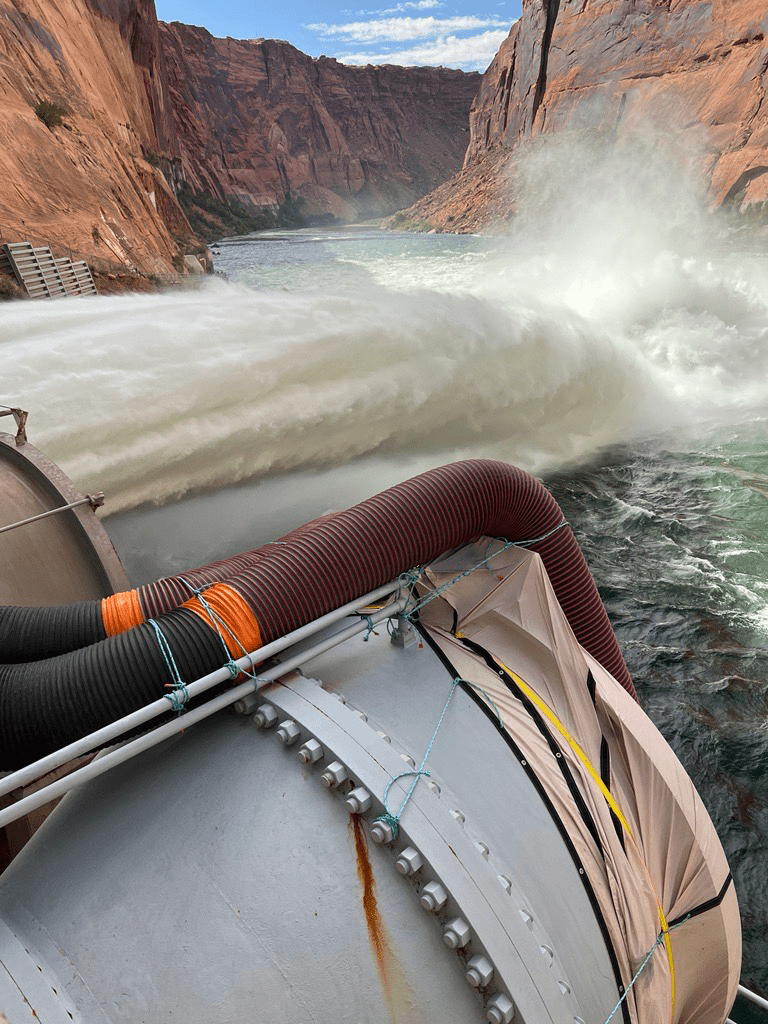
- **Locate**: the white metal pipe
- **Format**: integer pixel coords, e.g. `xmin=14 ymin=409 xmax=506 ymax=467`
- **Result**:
xmin=0 ymin=580 xmax=400 ymax=799
xmin=0 ymin=493 xmax=105 ymax=534
xmin=0 ymin=597 xmax=407 ymax=829
xmin=739 ymin=985 xmax=768 ymax=1012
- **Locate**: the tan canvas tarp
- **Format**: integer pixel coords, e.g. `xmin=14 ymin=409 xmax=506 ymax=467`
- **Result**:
xmin=418 ymin=541 xmax=741 ymax=1024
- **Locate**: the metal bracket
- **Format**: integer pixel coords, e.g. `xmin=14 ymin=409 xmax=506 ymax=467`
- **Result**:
xmin=390 ymin=614 xmax=418 ymax=648
xmin=0 ymin=407 xmax=28 ymax=445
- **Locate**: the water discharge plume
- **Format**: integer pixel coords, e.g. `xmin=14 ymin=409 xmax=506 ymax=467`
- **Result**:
xmin=2 ymin=136 xmax=768 ymax=513
xmin=502 ymin=130 xmax=711 ymax=296
xmin=0 ymin=279 xmax=647 ymax=511
xmin=475 ymin=133 xmax=768 ymax=414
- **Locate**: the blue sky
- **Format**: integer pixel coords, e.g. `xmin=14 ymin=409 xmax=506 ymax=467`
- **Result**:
xmin=154 ymin=0 xmax=522 ymax=72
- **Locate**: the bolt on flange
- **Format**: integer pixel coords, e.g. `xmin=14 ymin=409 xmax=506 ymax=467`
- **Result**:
xmin=396 ymin=847 xmax=423 ymax=875
xmin=253 ymin=704 xmax=278 ymax=729
xmin=346 ymin=787 xmax=372 ymax=813
xmin=320 ymin=761 xmax=348 ymax=788
xmin=443 ymin=917 xmax=471 ymax=949
xmin=466 ymin=955 xmax=494 ymax=988
xmin=298 ymin=738 xmax=324 ymax=764
xmin=486 ymin=992 xmax=515 ymax=1023
xmin=276 ymin=720 xmax=301 ymax=745
xmin=420 ymin=881 xmax=448 ymax=912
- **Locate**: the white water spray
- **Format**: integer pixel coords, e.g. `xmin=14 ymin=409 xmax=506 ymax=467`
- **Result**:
xmin=2 ymin=135 xmax=767 ymax=514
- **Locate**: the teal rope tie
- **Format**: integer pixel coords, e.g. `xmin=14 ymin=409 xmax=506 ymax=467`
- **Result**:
xmin=178 ymin=577 xmax=259 ymax=682
xmin=397 ymin=567 xmax=425 ymax=615
xmin=373 ymin=677 xmax=461 ymax=840
xmin=465 ymin=680 xmax=504 ymax=727
xmin=513 ymin=519 xmax=569 ymax=548
xmin=369 ymin=532 xmax=571 ymax=833
xmin=601 ymin=914 xmax=691 ymax=1024
xmin=403 ymin=540 xmax=515 ymax=620
xmin=398 ymin=567 xmax=425 ymax=590
xmin=362 ymin=615 xmax=379 ymax=642
xmin=148 ymin=618 xmax=189 ymax=714
xmin=400 ymin=523 xmax=569 ymax=624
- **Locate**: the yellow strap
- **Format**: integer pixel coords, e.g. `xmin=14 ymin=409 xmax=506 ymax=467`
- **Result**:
xmin=494 ymin=658 xmax=676 ymax=1022
xmin=497 ymin=659 xmax=634 ymax=838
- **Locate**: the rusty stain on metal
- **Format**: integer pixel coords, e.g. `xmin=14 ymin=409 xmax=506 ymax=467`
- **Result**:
xmin=348 ymin=814 xmax=424 ymax=1024
xmin=350 ymin=813 xmax=388 ymax=978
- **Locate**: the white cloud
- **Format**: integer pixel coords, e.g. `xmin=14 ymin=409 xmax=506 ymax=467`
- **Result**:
xmin=342 ymin=0 xmax=441 ymax=10
xmin=306 ymin=15 xmax=508 ymax=43
xmin=337 ymin=27 xmax=510 ymax=70
xmin=374 ymin=0 xmax=443 ymax=12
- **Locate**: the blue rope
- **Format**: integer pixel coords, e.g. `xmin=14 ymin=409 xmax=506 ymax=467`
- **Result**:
xmin=402 ymin=538 xmax=516 ymax=617
xmin=601 ymin=935 xmax=664 ymax=1024
xmin=404 ymin=543 xmax=513 ymax=618
xmin=362 ymin=615 xmax=378 ymax=642
xmin=512 ymin=519 xmax=569 ymax=548
xmin=147 ymin=618 xmax=189 ymax=714
xmin=400 ymin=523 xmax=570 ymax=622
xmin=601 ymin=914 xmax=691 ymax=1024
xmin=398 ymin=567 xmax=425 ymax=590
xmin=465 ymin=680 xmax=504 ymax=726
xmin=374 ymin=677 xmax=462 ymax=839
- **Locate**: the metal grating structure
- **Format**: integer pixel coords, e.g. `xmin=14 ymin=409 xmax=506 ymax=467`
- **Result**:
xmin=1 ymin=242 xmax=97 ymax=298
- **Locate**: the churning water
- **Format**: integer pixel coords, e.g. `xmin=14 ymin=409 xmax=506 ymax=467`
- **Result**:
xmin=2 ymin=139 xmax=768 ymax=993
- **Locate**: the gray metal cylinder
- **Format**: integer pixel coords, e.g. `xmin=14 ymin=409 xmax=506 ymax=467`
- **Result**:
xmin=0 ymin=631 xmax=618 ymax=1024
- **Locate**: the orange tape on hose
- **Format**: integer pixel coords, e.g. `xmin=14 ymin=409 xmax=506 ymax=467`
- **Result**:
xmin=181 ymin=583 xmax=262 ymax=658
xmin=102 ymin=589 xmax=144 ymax=636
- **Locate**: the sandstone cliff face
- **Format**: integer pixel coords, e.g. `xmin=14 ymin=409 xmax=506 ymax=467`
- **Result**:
xmin=0 ymin=0 xmax=480 ymax=274
xmin=160 ymin=24 xmax=480 ymax=221
xmin=0 ymin=0 xmax=194 ymax=276
xmin=404 ymin=0 xmax=768 ymax=230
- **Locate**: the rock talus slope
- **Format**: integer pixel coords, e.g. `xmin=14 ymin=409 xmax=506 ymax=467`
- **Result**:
xmin=405 ymin=0 xmax=768 ymax=230
xmin=160 ymin=23 xmax=481 ymax=221
xmin=0 ymin=0 xmax=193 ymax=275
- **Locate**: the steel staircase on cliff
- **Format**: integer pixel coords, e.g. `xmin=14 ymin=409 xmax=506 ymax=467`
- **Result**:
xmin=0 ymin=242 xmax=96 ymax=298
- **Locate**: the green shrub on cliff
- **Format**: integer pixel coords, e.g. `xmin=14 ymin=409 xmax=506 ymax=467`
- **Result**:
xmin=177 ymin=184 xmax=336 ymax=241
xmin=177 ymin=183 xmax=276 ymax=242
xmin=34 ymin=100 xmax=69 ymax=129
xmin=276 ymin=192 xmax=306 ymax=228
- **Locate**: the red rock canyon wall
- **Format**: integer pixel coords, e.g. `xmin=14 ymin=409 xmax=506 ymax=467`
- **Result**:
xmin=159 ymin=23 xmax=481 ymax=221
xmin=404 ymin=0 xmax=768 ymax=230
xmin=0 ymin=0 xmax=192 ymax=275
